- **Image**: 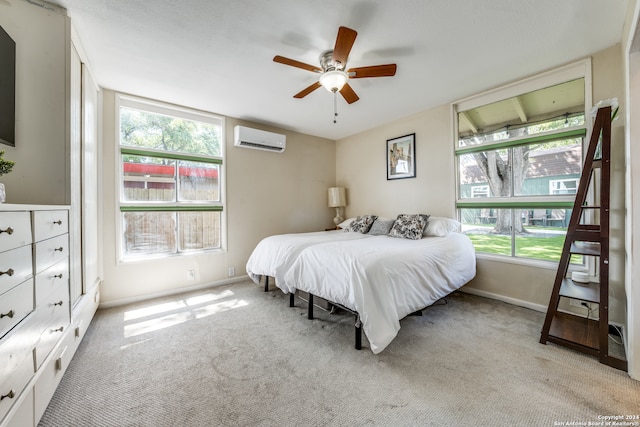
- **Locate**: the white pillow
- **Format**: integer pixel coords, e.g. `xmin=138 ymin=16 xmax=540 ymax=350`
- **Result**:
xmin=338 ymin=217 xmax=355 ymax=229
xmin=424 ymin=217 xmax=461 ymax=237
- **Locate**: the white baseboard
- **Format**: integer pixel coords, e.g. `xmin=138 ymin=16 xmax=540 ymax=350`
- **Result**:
xmin=460 ymin=286 xmax=548 ymax=313
xmin=99 ymin=275 xmax=249 ymax=309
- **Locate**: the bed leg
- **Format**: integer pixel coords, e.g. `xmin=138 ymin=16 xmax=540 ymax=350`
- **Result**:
xmin=308 ymin=294 xmax=314 ymax=319
xmin=263 ymin=276 xmax=269 ymax=292
xmin=355 ymin=315 xmax=362 ymax=350
xmin=289 ymin=293 xmax=294 ymax=307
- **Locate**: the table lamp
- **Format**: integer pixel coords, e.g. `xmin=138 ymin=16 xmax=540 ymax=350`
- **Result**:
xmin=328 ymin=187 xmax=347 ymax=226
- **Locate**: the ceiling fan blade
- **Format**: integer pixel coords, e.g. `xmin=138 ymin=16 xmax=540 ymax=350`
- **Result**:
xmin=339 ymin=83 xmax=359 ymax=104
xmin=274 ymin=55 xmax=322 ymax=73
xmin=294 ymin=82 xmax=322 ymax=99
xmin=333 ymin=26 xmax=357 ymax=67
xmin=347 ymin=64 xmax=397 ymax=78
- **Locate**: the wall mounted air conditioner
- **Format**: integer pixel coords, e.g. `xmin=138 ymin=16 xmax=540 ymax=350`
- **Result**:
xmin=233 ymin=125 xmax=286 ymax=153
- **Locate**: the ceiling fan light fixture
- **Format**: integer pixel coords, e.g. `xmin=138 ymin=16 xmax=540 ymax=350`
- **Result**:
xmin=319 ymin=70 xmax=348 ymax=93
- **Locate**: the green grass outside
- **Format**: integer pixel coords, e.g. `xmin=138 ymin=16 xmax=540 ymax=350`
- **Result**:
xmin=467 ymin=233 xmax=583 ymax=263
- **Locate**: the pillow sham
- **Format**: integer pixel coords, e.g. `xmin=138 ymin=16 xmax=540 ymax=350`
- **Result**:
xmin=424 ymin=216 xmax=461 ymax=237
xmin=368 ymin=218 xmax=395 ymax=235
xmin=344 ymin=215 xmax=378 ymax=233
xmin=338 ymin=217 xmax=355 ymax=229
xmin=388 ymin=214 xmax=429 ymax=240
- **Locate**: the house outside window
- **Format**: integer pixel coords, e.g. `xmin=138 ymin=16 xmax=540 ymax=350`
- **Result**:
xmin=117 ymin=94 xmax=224 ymax=261
xmin=453 ymin=61 xmax=591 ymax=264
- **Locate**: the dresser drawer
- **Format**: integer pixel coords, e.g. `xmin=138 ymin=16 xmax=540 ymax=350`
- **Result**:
xmin=0 ymin=279 xmax=34 ymax=340
xmin=34 ymin=234 xmax=68 ymax=276
xmin=0 ymin=312 xmax=38 ymax=386
xmin=4 ymin=387 xmax=34 ymax=427
xmin=0 ymin=245 xmax=33 ymax=297
xmin=0 ymin=350 xmax=34 ymax=424
xmin=35 ymin=282 xmax=69 ymax=324
xmin=34 ymin=328 xmax=73 ymax=421
xmin=33 ymin=295 xmax=69 ymax=369
xmin=0 ymin=211 xmax=32 ymax=254
xmin=34 ymin=258 xmax=68 ymax=304
xmin=32 ymin=210 xmax=68 ymax=243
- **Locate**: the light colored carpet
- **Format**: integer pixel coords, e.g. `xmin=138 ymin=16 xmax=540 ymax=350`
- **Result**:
xmin=39 ymin=280 xmax=640 ymax=426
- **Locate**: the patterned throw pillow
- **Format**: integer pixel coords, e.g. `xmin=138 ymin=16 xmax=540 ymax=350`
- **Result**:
xmin=368 ymin=218 xmax=395 ymax=235
xmin=388 ymin=214 xmax=429 ymax=240
xmin=344 ymin=215 xmax=378 ymax=233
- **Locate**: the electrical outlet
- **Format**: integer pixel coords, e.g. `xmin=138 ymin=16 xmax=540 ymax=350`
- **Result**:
xmin=187 ymin=269 xmax=196 ymax=280
xmin=228 ymin=266 xmax=236 ymax=277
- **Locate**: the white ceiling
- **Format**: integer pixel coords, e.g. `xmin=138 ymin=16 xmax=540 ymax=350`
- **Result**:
xmin=49 ymin=0 xmax=628 ymax=140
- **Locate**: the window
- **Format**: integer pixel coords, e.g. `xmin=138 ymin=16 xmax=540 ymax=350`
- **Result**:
xmin=471 ymin=185 xmax=490 ymax=198
xmin=454 ymin=61 xmax=591 ymax=263
xmin=117 ymin=95 xmax=224 ymax=260
xmin=549 ymin=178 xmax=579 ymax=195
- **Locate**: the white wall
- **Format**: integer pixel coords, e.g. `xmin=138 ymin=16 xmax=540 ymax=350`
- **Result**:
xmin=100 ymin=90 xmax=336 ymax=304
xmin=337 ymin=105 xmax=455 ymax=219
xmin=0 ymin=0 xmax=70 ymax=205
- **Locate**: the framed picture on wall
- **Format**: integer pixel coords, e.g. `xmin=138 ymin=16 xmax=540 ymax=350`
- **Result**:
xmin=386 ymin=133 xmax=415 ymax=180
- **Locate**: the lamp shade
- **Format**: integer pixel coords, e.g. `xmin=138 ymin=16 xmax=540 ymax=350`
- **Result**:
xmin=328 ymin=187 xmax=347 ymax=208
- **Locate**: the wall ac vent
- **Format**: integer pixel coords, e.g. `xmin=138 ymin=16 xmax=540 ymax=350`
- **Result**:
xmin=234 ymin=126 xmax=286 ymax=153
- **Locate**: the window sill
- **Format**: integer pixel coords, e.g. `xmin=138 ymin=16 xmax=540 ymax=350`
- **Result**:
xmin=475 ymin=252 xmax=559 ymax=270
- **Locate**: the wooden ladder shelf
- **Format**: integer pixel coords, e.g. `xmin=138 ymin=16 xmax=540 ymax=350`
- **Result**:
xmin=539 ymin=105 xmax=626 ymax=371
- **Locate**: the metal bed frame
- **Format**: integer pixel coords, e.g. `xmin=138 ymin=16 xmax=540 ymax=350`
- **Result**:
xmin=262 ymin=276 xmax=427 ymax=350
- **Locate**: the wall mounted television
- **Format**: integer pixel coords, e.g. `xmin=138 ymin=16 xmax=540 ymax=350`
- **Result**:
xmin=0 ymin=24 xmax=15 ymax=147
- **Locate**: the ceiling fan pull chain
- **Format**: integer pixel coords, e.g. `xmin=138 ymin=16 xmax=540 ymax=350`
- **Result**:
xmin=334 ymin=91 xmax=338 ymax=124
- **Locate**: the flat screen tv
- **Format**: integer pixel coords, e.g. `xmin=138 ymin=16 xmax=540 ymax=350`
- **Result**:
xmin=0 ymin=24 xmax=15 ymax=147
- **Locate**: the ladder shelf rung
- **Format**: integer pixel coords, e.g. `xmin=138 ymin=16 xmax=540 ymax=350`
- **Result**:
xmin=572 ymin=229 xmax=602 ymax=242
xmin=559 ymin=278 xmax=600 ymax=303
xmin=548 ymin=312 xmax=599 ymax=351
xmin=570 ymin=241 xmax=601 ymax=256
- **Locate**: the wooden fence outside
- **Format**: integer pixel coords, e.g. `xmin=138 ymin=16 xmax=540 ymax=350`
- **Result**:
xmin=123 ymin=187 xmax=221 ymax=255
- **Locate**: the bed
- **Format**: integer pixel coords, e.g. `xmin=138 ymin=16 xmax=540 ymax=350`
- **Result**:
xmin=245 ymin=230 xmax=369 ymax=290
xmin=245 ymin=216 xmax=476 ymax=353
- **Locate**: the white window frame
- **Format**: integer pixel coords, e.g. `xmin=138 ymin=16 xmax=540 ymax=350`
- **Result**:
xmin=471 ymin=185 xmax=490 ymax=198
xmin=115 ymin=93 xmax=226 ymax=262
xmin=549 ymin=178 xmax=579 ymax=195
xmin=452 ymin=59 xmax=592 ymax=267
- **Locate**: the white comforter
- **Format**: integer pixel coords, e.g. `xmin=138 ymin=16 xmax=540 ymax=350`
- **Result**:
xmin=246 ymin=231 xmax=476 ymax=354
xmin=245 ymin=230 xmax=370 ymax=286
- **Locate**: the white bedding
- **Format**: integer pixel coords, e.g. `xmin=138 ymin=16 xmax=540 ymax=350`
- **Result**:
xmin=246 ymin=230 xmax=476 ymax=354
xmin=245 ymin=230 xmax=371 ymax=286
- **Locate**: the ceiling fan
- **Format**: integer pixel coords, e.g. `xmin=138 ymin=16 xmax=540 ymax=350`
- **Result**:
xmin=273 ymin=26 xmax=397 ymax=105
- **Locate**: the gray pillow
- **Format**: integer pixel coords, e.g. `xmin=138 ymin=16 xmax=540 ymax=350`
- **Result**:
xmin=368 ymin=219 xmax=395 ymax=235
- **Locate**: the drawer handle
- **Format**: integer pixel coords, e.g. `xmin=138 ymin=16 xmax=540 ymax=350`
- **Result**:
xmin=52 ymin=326 xmax=64 ymax=333
xmin=54 ymin=273 xmax=64 ymax=279
xmin=0 ymin=309 xmax=14 ymax=319
xmin=53 ymin=300 xmax=64 ymax=306
xmin=0 ymin=390 xmax=15 ymax=401
xmin=53 ymin=220 xmax=63 ymax=225
xmin=0 ymin=268 xmax=14 ymax=276
xmin=0 ymin=227 xmax=14 ymax=235
xmin=54 ymin=247 xmax=64 ymax=252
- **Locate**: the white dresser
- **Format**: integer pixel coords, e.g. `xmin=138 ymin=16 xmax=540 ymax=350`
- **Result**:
xmin=0 ymin=205 xmax=99 ymax=427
